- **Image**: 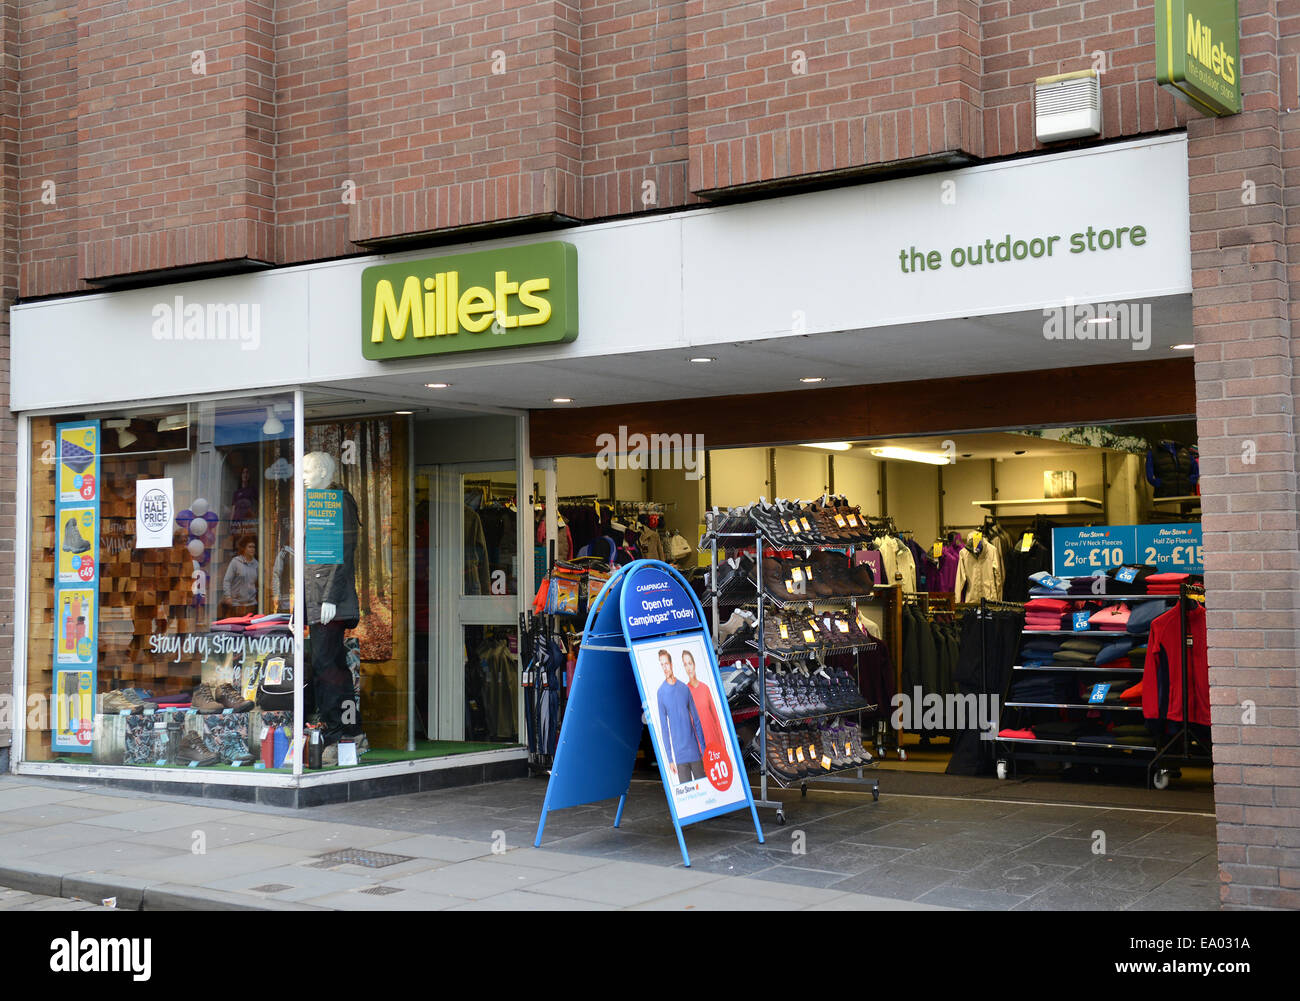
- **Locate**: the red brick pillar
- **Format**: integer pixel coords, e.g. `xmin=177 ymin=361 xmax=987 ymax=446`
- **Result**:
xmin=1190 ymin=0 xmax=1300 ymax=909
xmin=0 ymin=1 xmax=17 ymax=764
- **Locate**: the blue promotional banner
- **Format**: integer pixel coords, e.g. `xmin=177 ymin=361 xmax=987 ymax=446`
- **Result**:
xmin=623 ymin=563 xmax=701 ymax=639
xmin=1135 ymin=523 xmax=1203 ymax=574
xmin=304 ymin=489 xmax=344 ymax=564
xmin=535 ymin=559 xmax=761 ymax=867
xmin=53 ymin=420 xmax=101 ymax=754
xmin=1053 ymin=523 xmax=1202 ymax=576
xmin=1052 ymin=525 xmax=1134 ymax=575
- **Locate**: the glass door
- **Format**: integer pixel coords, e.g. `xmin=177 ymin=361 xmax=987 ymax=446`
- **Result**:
xmin=428 ymin=461 xmax=523 ymax=742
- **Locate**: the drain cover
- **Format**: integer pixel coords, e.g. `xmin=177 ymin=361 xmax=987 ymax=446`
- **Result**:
xmin=359 ymin=886 xmax=404 ymax=896
xmin=313 ymin=848 xmax=415 ymax=869
xmin=248 ymin=883 xmax=294 ymax=893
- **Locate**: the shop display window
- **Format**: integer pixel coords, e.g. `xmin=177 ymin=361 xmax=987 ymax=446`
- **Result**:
xmin=24 ymin=395 xmax=299 ymax=769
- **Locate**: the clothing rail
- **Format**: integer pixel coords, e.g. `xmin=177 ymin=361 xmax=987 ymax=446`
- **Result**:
xmin=1146 ymin=582 xmax=1212 ymax=786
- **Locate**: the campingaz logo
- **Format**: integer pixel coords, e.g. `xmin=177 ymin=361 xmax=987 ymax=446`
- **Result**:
xmin=50 ymin=933 xmax=152 ymax=981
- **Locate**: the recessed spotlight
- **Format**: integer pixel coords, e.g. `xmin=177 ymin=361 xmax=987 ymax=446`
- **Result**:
xmin=425 ymin=382 xmax=451 ymax=389
xmin=799 ymin=377 xmax=825 ymax=384
xmin=689 ymin=356 xmax=715 ymax=364
xmin=395 ymin=410 xmax=413 ymax=415
xmin=1171 ymin=343 xmax=1195 ymax=351
xmin=1013 ymin=450 xmax=1027 ymax=456
xmin=551 ymin=397 xmax=573 ymax=404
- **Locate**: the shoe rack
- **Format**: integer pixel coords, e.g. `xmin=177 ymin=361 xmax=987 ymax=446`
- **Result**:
xmin=703 ymin=513 xmax=892 ymax=825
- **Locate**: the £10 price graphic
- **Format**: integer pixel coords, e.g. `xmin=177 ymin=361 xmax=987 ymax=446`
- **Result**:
xmin=705 ymin=745 xmax=733 ymax=792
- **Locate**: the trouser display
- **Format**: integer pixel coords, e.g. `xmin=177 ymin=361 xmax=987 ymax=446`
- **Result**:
xmin=311 ymin=620 xmax=362 ymax=745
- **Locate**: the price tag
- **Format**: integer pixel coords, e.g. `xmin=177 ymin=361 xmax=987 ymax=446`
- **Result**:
xmin=778 ymin=623 xmax=789 ymax=639
xmin=846 ymin=514 xmax=859 ymax=527
xmin=931 ymin=541 xmax=943 ymax=559
xmin=188 ymin=760 xmax=200 ymax=768
xmin=791 ymin=566 xmax=804 ymax=583
xmin=786 ymin=747 xmax=795 ymax=764
xmin=820 ymin=754 xmax=832 ymax=770
xmin=1020 ymin=532 xmax=1035 ymax=552
xmin=1089 ymin=683 xmax=1111 ymax=704
xmin=1116 ymin=566 xmax=1138 ymax=583
xmin=800 ymin=517 xmax=812 ymax=532
xmin=834 ymin=515 xmax=847 ymax=527
xmin=788 ymin=519 xmax=802 ymax=535
xmin=803 ymin=564 xmax=813 ymax=579
xmin=221 ymin=708 xmax=233 ymax=715
xmin=1072 ymin=611 xmax=1092 ymax=631
xmin=1038 ymin=575 xmax=1065 ymax=591
xmin=253 ymin=761 xmax=266 ymax=769
xmin=844 ymin=741 xmax=852 ymax=756
xmin=801 ymin=629 xmax=816 ymax=643
xmin=836 ymin=619 xmax=850 ymax=633
xmin=795 ymin=746 xmax=806 ymax=763
xmin=230 ymin=759 xmax=244 ymax=767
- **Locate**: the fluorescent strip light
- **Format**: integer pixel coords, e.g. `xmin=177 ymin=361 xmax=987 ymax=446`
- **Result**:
xmin=1171 ymin=343 xmax=1195 ymax=351
xmin=869 ymin=446 xmax=951 ymax=466
xmin=803 ymin=442 xmax=852 ymax=451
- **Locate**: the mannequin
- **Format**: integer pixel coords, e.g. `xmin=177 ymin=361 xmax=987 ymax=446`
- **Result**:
xmin=304 ymin=451 xmax=364 ymax=747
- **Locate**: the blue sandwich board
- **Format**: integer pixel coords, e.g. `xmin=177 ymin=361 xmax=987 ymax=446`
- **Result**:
xmin=534 ymin=559 xmax=764 ymax=866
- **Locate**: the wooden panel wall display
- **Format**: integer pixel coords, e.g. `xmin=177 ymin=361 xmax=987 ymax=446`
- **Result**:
xmin=528 ymin=359 xmax=1197 ymax=457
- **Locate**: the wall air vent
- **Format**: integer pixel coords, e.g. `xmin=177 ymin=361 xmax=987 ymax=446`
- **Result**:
xmin=1035 ymin=69 xmax=1102 ymax=143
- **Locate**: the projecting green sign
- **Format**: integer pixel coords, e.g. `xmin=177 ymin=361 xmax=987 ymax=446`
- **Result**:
xmin=1156 ymin=0 xmax=1241 ymax=117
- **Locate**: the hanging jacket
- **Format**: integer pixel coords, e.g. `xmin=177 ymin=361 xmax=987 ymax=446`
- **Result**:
xmin=892 ymin=538 xmax=917 ymax=592
xmin=1004 ymin=537 xmax=1052 ymax=602
xmin=1145 ymin=440 xmax=1200 ymax=498
xmin=936 ymin=534 xmax=963 ymax=593
xmin=906 ymin=537 xmax=937 ymax=591
xmin=955 ymin=538 xmax=1003 ymax=603
xmin=1143 ymin=603 xmax=1209 ymax=726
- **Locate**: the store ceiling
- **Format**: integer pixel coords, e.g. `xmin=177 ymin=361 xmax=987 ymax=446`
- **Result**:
xmin=322 ymin=294 xmax=1193 ymax=415
xmin=785 ymin=432 xmax=1110 ymax=461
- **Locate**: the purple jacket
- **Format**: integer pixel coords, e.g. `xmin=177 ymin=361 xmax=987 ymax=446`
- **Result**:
xmin=935 ymin=534 xmax=963 ymax=593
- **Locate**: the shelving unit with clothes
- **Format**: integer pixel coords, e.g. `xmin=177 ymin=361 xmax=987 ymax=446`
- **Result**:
xmin=991 ymin=574 xmax=1208 ymax=788
xmin=703 ymin=498 xmax=897 ymax=825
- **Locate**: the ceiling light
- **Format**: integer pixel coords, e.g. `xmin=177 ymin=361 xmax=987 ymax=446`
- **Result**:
xmin=869 ymin=446 xmax=951 ymax=466
xmin=551 ymin=397 xmax=573 ymax=404
xmin=105 ymin=420 xmax=137 ymax=448
xmin=799 ymin=377 xmax=825 ymax=384
xmin=1013 ymin=450 xmax=1027 ymax=456
xmin=689 ymin=357 xmax=715 ymax=364
xmin=395 ymin=410 xmax=413 ymax=415
xmin=261 ymin=406 xmax=284 ymax=436
xmin=1171 ymin=343 xmax=1195 ymax=351
xmin=425 ymin=382 xmax=451 ymax=389
xmin=803 ymin=442 xmax=852 ymax=451
xmin=158 ymin=414 xmax=189 ymax=433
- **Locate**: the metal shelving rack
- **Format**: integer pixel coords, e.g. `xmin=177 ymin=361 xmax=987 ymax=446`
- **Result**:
xmin=703 ymin=516 xmax=883 ymax=825
xmin=992 ymin=589 xmax=1195 ymax=785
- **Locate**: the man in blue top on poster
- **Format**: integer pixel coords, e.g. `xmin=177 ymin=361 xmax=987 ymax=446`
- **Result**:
xmin=656 ymin=649 xmax=707 ymax=784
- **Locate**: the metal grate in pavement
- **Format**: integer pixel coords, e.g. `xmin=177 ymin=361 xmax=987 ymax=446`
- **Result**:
xmin=248 ymin=883 xmax=294 ymax=893
xmin=359 ymin=886 xmax=404 ymax=896
xmin=313 ymin=848 xmax=415 ymax=869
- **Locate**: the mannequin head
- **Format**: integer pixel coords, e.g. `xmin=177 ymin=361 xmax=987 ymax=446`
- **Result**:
xmin=303 ymin=451 xmax=336 ymax=490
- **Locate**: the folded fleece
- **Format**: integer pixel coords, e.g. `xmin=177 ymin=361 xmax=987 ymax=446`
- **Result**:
xmin=1094 ymin=637 xmax=1137 ymax=665
xmin=1145 ymin=573 xmax=1190 ymax=584
xmin=998 ymin=728 xmax=1037 ymax=740
xmin=1025 ymin=598 xmax=1072 ymax=613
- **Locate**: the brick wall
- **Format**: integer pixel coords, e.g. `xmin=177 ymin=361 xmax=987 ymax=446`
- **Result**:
xmin=12 ymin=1 xmax=1201 ymax=290
xmin=0 ymin=1 xmax=16 ymax=751
xmin=1189 ymin=0 xmax=1300 ymax=910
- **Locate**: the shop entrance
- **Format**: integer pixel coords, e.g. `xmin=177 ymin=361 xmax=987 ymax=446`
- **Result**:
xmin=422 ymin=461 xmax=522 ymax=744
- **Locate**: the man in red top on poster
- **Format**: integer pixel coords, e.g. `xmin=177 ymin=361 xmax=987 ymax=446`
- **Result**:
xmin=682 ymin=649 xmax=732 ymax=780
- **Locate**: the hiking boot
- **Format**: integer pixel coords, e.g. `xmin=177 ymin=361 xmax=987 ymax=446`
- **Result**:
xmin=214 ymin=682 xmax=254 ymax=713
xmin=62 ymin=517 xmax=91 ymax=554
xmin=102 ymin=689 xmax=143 ymax=715
xmin=177 ymin=732 xmax=220 ymax=766
xmin=191 ymin=683 xmax=224 ymax=714
xmin=321 ymin=742 xmax=338 ymax=767
xmin=217 ymin=730 xmax=254 ymax=763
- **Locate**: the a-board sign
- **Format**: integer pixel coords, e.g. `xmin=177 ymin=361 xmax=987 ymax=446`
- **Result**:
xmin=534 ymin=559 xmax=761 ymax=866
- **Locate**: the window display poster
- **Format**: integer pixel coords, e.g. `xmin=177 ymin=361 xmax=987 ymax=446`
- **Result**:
xmin=55 ymin=588 xmax=96 ymax=665
xmin=52 ymin=667 xmax=95 ymax=753
xmin=1135 ymin=523 xmax=1203 ymax=574
xmin=630 ymin=632 xmax=745 ymax=822
xmin=305 ymin=489 xmax=344 ymax=564
xmin=135 ymin=478 xmax=174 ymax=548
xmin=57 ymin=421 xmax=99 ymax=503
xmin=57 ymin=506 xmax=98 ymax=584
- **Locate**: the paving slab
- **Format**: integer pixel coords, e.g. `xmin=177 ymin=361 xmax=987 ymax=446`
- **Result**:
xmin=301 ymin=887 xmax=468 ymax=910
xmin=203 ymin=863 xmax=375 ymax=902
xmin=81 ymin=803 xmax=242 ymax=833
xmin=382 ymin=857 xmax=570 ymax=900
xmin=448 ymin=890 xmax=619 ymax=911
xmin=367 ymin=833 xmax=494 ymax=863
xmin=509 ymin=858 xmax=719 ymax=906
